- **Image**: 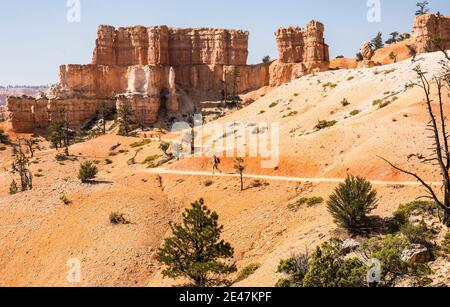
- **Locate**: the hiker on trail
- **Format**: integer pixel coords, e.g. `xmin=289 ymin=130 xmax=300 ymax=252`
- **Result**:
xmin=212 ymin=154 xmax=222 ymax=174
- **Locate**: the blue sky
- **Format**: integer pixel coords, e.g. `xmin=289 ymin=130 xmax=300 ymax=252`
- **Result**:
xmin=1 ymin=0 xmax=449 ymax=85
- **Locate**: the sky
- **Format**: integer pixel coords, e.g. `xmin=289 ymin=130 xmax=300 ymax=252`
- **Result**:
xmin=1 ymin=0 xmax=450 ymax=85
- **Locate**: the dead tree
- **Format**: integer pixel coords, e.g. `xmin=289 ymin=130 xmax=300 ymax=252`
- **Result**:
xmin=11 ymin=140 xmax=33 ymax=192
xmin=23 ymin=137 xmax=40 ymax=158
xmin=380 ymin=64 xmax=450 ymax=226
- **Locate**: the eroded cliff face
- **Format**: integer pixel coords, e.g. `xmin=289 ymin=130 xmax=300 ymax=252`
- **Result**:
xmin=270 ymin=21 xmax=329 ymax=86
xmin=7 ymin=21 xmax=330 ymax=132
xmin=413 ymin=14 xmax=450 ymax=54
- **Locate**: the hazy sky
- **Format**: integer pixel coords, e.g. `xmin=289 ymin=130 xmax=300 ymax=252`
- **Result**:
xmin=1 ymin=0 xmax=449 ymax=85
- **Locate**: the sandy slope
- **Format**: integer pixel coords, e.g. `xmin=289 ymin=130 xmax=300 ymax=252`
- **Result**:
xmin=0 ymin=51 xmax=449 ymax=286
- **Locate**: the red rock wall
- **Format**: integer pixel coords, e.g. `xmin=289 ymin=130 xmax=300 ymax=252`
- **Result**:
xmin=275 ymin=21 xmax=329 ymax=64
xmin=413 ymin=14 xmax=450 ymax=53
xmin=92 ymin=26 xmax=248 ymax=66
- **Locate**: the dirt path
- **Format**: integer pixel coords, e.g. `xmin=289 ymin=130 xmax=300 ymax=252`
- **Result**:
xmin=145 ymin=168 xmax=442 ymax=186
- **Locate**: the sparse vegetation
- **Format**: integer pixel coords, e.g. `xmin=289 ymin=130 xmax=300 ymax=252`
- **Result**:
xmin=0 ymin=129 xmax=8 ymax=144
xmin=204 ymin=180 xmax=214 ymax=187
xmin=109 ymin=212 xmax=129 ymax=225
xmin=370 ymin=32 xmax=384 ymax=51
xmin=157 ymin=199 xmax=237 ymax=287
xmin=78 ymin=161 xmax=98 ymax=183
xmin=60 ymin=195 xmax=72 ymax=206
xmin=315 ymin=120 xmax=337 ymax=130
xmin=288 ymin=196 xmax=324 ymax=211
xmin=327 ymin=176 xmax=378 ymax=234
xmin=9 ymin=180 xmax=18 ymax=195
xmin=350 ymin=109 xmax=361 ymax=116
xmin=130 ymin=139 xmax=151 ymax=148
xmin=269 ymin=101 xmax=279 ymax=108
xmin=234 ymin=263 xmax=261 ymax=283
xmin=11 ymin=142 xmax=33 ymax=192
xmin=341 ymin=98 xmax=350 ymax=107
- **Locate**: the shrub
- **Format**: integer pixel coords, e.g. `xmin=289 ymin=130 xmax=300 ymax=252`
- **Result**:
xmin=307 ymin=197 xmax=324 ymax=207
xmin=60 ymin=195 xmax=72 ymax=205
xmin=109 ymin=212 xmax=129 ymax=225
xmin=341 ymin=98 xmax=350 ymax=107
xmin=0 ymin=146 xmax=6 ymax=151
xmin=362 ymin=235 xmax=431 ymax=287
xmin=327 ymin=176 xmax=378 ymax=234
xmin=130 ymin=139 xmax=151 ymax=148
xmin=350 ymin=110 xmax=361 ymax=116
xmin=315 ymin=120 xmax=337 ymax=130
xmin=401 ymin=222 xmax=434 ymax=247
xmin=55 ymin=153 xmax=68 ymax=161
xmin=235 ymin=263 xmax=261 ymax=283
xmin=204 ymin=180 xmax=214 ymax=187
xmin=276 ymin=251 xmax=311 ymax=287
xmin=105 ymin=159 xmax=113 ymax=165
xmin=269 ymin=102 xmax=279 ymax=108
xmin=78 ymin=161 xmax=98 ymax=183
xmin=302 ymin=239 xmax=367 ymax=287
xmin=289 ymin=197 xmax=324 ymax=211
xmin=9 ymin=180 xmax=18 ymax=195
xmin=442 ymin=232 xmax=450 ymax=254
xmin=0 ymin=129 xmax=8 ymax=144
xmin=347 ymin=76 xmax=355 ymax=81
xmin=143 ymin=155 xmax=161 ymax=167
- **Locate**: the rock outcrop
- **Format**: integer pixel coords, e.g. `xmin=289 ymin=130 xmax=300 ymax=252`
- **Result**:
xmin=270 ymin=21 xmax=329 ymax=86
xmin=357 ymin=42 xmax=376 ymax=68
xmin=413 ymin=14 xmax=450 ymax=54
xmin=7 ymin=21 xmax=330 ymax=132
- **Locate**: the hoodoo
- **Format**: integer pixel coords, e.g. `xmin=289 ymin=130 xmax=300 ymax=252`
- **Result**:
xmin=6 ymin=22 xmax=330 ymax=133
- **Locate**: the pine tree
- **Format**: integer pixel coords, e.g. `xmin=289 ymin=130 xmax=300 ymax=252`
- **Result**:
xmin=415 ymin=1 xmax=429 ymax=16
xmin=117 ymin=102 xmax=134 ymax=136
xmin=157 ymin=198 xmax=237 ymax=287
xmin=370 ymin=32 xmax=384 ymax=51
xmin=327 ymin=176 xmax=378 ymax=234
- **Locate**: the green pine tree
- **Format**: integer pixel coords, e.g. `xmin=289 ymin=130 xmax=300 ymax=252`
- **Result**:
xmin=157 ymin=198 xmax=237 ymax=287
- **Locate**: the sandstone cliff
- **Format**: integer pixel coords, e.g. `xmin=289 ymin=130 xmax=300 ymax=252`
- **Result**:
xmin=413 ymin=14 xmax=450 ymax=54
xmin=270 ymin=21 xmax=329 ymax=86
xmin=7 ymin=21 xmax=330 ymax=132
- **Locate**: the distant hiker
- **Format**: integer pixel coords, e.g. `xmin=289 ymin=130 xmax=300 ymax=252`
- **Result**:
xmin=212 ymin=154 xmax=222 ymax=174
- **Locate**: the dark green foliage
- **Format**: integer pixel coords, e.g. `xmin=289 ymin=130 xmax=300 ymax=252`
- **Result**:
xmin=78 ymin=160 xmax=98 ymax=183
xmin=415 ymin=1 xmax=429 ymax=16
xmin=370 ymin=32 xmax=384 ymax=51
xmin=262 ymin=55 xmax=271 ymax=64
xmin=117 ymin=102 xmax=134 ymax=136
xmin=327 ymin=176 xmax=378 ymax=234
xmin=393 ymin=201 xmax=441 ymax=229
xmin=9 ymin=180 xmax=18 ymax=195
xmin=385 ymin=32 xmax=400 ymax=45
xmin=276 ymin=251 xmax=311 ymax=287
xmin=109 ymin=212 xmax=129 ymax=225
xmin=362 ymin=235 xmax=431 ymax=287
xmin=401 ymin=222 xmax=434 ymax=247
xmin=315 ymin=120 xmax=337 ymax=130
xmin=355 ymin=52 xmax=363 ymax=62
xmin=157 ymin=199 xmax=237 ymax=287
xmin=442 ymin=233 xmax=450 ymax=254
xmin=335 ymin=55 xmax=344 ymax=59
xmin=0 ymin=129 xmax=8 ymax=144
xmin=302 ymin=239 xmax=367 ymax=287
xmin=235 ymin=263 xmax=261 ymax=283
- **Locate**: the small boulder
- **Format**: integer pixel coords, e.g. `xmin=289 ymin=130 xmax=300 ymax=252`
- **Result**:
xmin=341 ymin=239 xmax=360 ymax=253
xmin=401 ymin=244 xmax=431 ymax=264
